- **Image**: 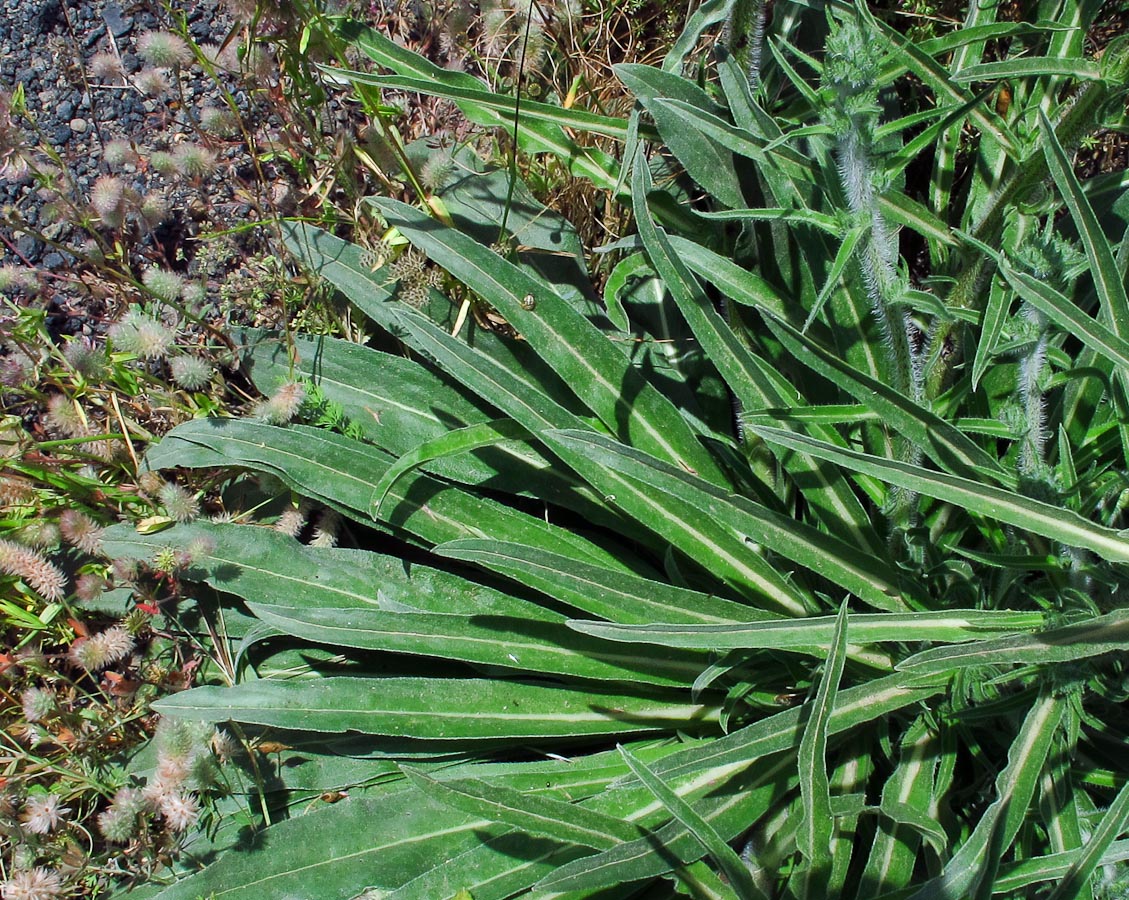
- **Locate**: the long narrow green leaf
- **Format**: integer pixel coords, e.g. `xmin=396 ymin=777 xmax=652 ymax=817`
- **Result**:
xmin=323 ymin=69 xmax=632 ymax=139
xmin=371 ymin=198 xmax=728 ymax=486
xmin=899 ymin=609 xmax=1129 ymax=674
xmin=568 ymin=609 xmax=1046 ymax=651
xmin=796 ymin=602 xmax=849 ymax=900
xmin=1039 ymin=109 xmax=1129 ymax=337
xmin=761 ymin=312 xmax=1010 ymax=486
xmin=435 ymin=539 xmax=766 ymax=625
xmin=906 ymin=693 xmax=1065 ymax=900
xmin=537 ymin=672 xmax=948 ymax=892
xmin=547 ymin=428 xmax=912 ymax=617
xmin=144 ymin=418 xmax=625 ymax=569
xmin=154 ymin=676 xmax=718 ymax=739
xmin=393 ymin=311 xmax=809 ymax=613
xmin=654 ymin=236 xmax=887 ymax=559
xmin=748 ymin=425 xmax=1129 ymax=564
xmin=402 ymin=767 xmax=641 ymax=849
xmin=862 ymin=718 xmax=939 ymax=893
xmin=954 ymin=58 xmax=1101 ymax=81
xmin=371 ymin=419 xmax=531 ymax=517
xmin=150 ymin=788 xmax=495 ymax=900
xmin=618 ymin=746 xmax=767 ymax=900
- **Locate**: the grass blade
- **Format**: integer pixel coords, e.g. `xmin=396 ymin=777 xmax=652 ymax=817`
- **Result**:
xmin=618 ymin=746 xmax=768 ymax=900
xmin=795 ymin=602 xmax=849 ymax=900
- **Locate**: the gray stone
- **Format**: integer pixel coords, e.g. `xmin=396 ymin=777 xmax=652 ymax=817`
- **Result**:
xmin=102 ymin=3 xmax=133 ymax=38
xmin=69 ymin=117 xmax=87 ymax=133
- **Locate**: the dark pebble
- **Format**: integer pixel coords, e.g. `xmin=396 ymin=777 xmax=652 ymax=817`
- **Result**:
xmin=36 ymin=0 xmax=64 ymax=32
xmin=15 ymin=67 xmax=38 ymax=87
xmin=16 ymin=235 xmax=42 ymax=262
xmin=102 ymin=3 xmax=133 ymax=37
xmin=56 ymin=100 xmax=74 ymax=120
xmin=51 ymin=123 xmax=72 ymax=144
xmin=83 ymin=24 xmax=107 ymax=48
xmin=42 ymin=251 xmax=67 ymax=269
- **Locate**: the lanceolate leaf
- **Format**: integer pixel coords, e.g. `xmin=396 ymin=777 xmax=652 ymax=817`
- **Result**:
xmin=153 ymin=676 xmax=719 ymax=739
xmin=547 ymin=428 xmax=918 ymax=613
xmin=618 ymin=747 xmax=768 ymax=900
xmin=394 ymin=311 xmax=811 ymax=613
xmin=899 ymin=609 xmax=1129 ymax=674
xmin=569 ymin=609 xmax=1047 ymax=653
xmin=749 ymin=425 xmax=1129 ymax=564
xmin=435 ymin=539 xmax=767 ymax=626
xmin=761 ymin=311 xmax=1010 ymax=486
xmin=144 ymin=418 xmax=625 ymax=569
xmin=537 ymin=672 xmax=948 ymax=892
xmin=906 ymin=693 xmax=1065 ymax=900
xmin=795 ymin=602 xmax=849 ymax=900
xmin=371 ymin=197 xmax=728 ymax=486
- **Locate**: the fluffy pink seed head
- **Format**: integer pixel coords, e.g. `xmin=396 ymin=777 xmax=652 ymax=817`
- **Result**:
xmin=90 ymin=175 xmax=125 ymax=218
xmin=59 ymin=509 xmax=105 ymax=555
xmin=0 ymin=538 xmax=66 ymax=601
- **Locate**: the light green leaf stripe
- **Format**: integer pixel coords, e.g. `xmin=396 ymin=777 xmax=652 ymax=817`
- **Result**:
xmin=371 ymin=198 xmax=727 ymax=486
xmin=370 ymin=419 xmax=532 ymax=518
xmin=899 ymin=609 xmax=1129 ymax=673
xmin=153 ymin=677 xmax=719 ymax=739
xmin=796 ymin=602 xmax=849 ymax=900
xmin=954 ymin=58 xmax=1101 ymax=81
xmin=749 ymin=425 xmax=1129 ymax=564
xmin=568 ymin=609 xmax=1046 ymax=650
xmin=323 ymin=69 xmax=633 ymax=139
xmin=548 ymin=428 xmax=916 ymax=613
xmin=618 ymin=747 xmax=768 ymax=900
xmin=403 ymin=767 xmax=640 ymax=849
xmin=906 ymin=694 xmax=1064 ymax=900
xmin=435 ymin=539 xmax=766 ymax=626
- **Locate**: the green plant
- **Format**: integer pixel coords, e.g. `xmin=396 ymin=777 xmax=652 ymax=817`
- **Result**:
xmin=98 ymin=0 xmax=1129 ymax=897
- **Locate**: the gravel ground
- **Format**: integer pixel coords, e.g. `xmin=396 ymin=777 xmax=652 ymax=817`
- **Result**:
xmin=0 ymin=0 xmax=315 ymax=343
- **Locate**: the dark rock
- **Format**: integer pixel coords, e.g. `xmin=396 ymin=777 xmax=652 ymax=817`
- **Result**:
xmin=16 ymin=234 xmax=42 ymax=262
xmin=15 ymin=66 xmax=38 ymax=87
xmin=51 ymin=122 xmax=72 ymax=144
xmin=42 ymin=251 xmax=67 ymax=269
xmin=102 ymin=3 xmax=133 ymax=37
xmin=83 ymin=24 xmax=106 ymax=48
xmin=56 ymin=99 xmax=74 ymax=120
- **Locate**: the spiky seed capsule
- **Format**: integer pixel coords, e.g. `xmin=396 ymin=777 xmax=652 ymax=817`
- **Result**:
xmin=0 ymin=265 xmax=36 ymax=291
xmin=255 ymin=381 xmax=305 ymax=425
xmin=16 ymin=520 xmax=59 ymax=551
xmin=21 ymin=793 xmax=71 ymax=835
xmin=136 ymin=31 xmax=193 ymax=68
xmin=90 ymin=51 xmax=122 ymax=79
xmin=69 ymin=625 xmax=135 ymax=671
xmin=109 ymin=309 xmax=175 ymax=360
xmin=169 ymin=354 xmax=213 ymax=391
xmin=62 ymin=338 xmax=107 ymax=379
xmin=157 ymin=482 xmax=200 ymax=523
xmin=139 ymin=191 xmax=169 ymax=226
xmin=90 ymin=174 xmax=125 ymax=218
xmin=74 ymin=573 xmax=107 ymax=602
xmin=103 ymin=139 xmax=137 ymax=168
xmin=181 ymin=281 xmax=206 ymax=306
xmin=0 ymin=538 xmax=67 ymax=601
xmin=172 ymin=143 xmax=216 ymax=178
xmin=149 ymin=150 xmax=177 ymax=174
xmin=59 ymin=509 xmax=105 ymax=555
xmin=45 ymin=394 xmax=86 ymax=437
xmin=0 ymin=867 xmax=65 ymax=900
xmin=135 ymin=67 xmax=171 ymax=97
xmin=21 ymin=687 xmax=54 ymax=723
xmin=142 ymin=267 xmax=185 ymax=302
xmin=199 ymin=106 xmax=239 ymax=136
